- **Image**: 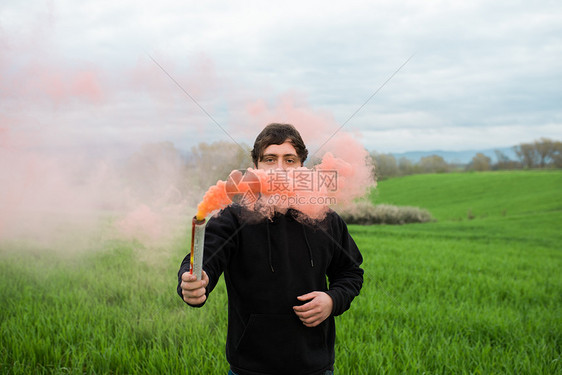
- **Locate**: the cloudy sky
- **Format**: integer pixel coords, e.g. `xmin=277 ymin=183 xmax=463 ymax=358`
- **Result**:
xmin=2 ymin=0 xmax=561 ymax=154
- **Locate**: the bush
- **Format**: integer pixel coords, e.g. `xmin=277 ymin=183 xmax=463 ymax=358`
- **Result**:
xmin=338 ymin=201 xmax=435 ymax=225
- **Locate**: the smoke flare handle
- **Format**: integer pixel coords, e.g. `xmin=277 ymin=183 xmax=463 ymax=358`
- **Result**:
xmin=190 ymin=216 xmax=206 ymax=280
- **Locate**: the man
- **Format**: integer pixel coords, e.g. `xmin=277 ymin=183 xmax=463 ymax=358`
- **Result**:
xmin=178 ymin=123 xmax=364 ymax=375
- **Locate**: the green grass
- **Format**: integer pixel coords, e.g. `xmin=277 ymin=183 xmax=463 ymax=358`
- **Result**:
xmin=341 ymin=223 xmax=560 ymax=374
xmin=371 ymin=170 xmax=562 ymax=221
xmin=1 ymin=170 xmax=561 ymax=374
xmin=0 ymin=241 xmax=231 ymax=374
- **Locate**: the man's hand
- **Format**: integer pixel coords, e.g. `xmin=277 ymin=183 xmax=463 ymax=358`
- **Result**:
xmin=180 ymin=270 xmax=209 ymax=305
xmin=293 ymin=292 xmax=333 ymax=327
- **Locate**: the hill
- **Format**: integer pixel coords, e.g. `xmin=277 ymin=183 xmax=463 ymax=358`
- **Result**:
xmin=370 ymin=170 xmax=562 ymax=221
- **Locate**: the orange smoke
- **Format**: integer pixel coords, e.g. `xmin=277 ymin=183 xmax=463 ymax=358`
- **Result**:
xmin=195 ymin=180 xmax=229 ymax=221
xmin=194 ymin=169 xmax=269 ymax=220
xmin=193 ymin=150 xmax=375 ymax=221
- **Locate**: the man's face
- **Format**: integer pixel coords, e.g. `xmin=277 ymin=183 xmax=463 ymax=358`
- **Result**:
xmin=256 ymin=141 xmax=301 ymax=170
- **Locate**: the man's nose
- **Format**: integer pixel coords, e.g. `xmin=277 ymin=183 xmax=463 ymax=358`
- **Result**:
xmin=277 ymin=160 xmax=285 ymax=170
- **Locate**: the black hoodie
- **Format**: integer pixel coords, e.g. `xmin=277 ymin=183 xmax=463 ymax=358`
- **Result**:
xmin=177 ymin=205 xmax=364 ymax=375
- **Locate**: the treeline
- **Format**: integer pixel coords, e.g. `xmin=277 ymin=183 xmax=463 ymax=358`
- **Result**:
xmin=372 ymin=138 xmax=562 ymax=180
xmin=124 ymin=138 xmax=561 ymax=207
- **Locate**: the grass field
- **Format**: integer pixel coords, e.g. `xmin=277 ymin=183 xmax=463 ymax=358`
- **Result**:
xmin=1 ymin=170 xmax=561 ymax=374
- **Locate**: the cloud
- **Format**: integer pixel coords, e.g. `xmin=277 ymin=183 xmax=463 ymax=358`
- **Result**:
xmin=363 ymin=122 xmax=562 ymax=153
xmin=2 ymin=0 xmax=561 ymax=155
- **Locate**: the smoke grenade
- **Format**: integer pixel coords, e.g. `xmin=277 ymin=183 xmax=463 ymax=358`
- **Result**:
xmin=189 ymin=216 xmax=206 ymax=280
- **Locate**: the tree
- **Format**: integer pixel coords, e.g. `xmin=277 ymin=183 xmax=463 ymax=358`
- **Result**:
xmin=371 ymin=152 xmax=399 ymax=179
xmin=534 ymin=138 xmax=562 ymax=168
xmin=514 ymin=142 xmax=539 ymax=169
xmin=398 ymin=157 xmax=417 ymax=175
xmin=468 ymin=153 xmax=492 ymax=171
xmin=418 ymin=155 xmax=449 ymax=173
xmin=493 ymin=150 xmax=521 ymax=170
xmin=514 ymin=138 xmax=562 ymax=169
xmin=553 ymin=152 xmax=562 ymax=168
xmin=188 ymin=141 xmax=252 ymax=189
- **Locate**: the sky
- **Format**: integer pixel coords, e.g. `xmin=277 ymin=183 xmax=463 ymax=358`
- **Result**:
xmin=1 ymin=0 xmax=561 ymax=154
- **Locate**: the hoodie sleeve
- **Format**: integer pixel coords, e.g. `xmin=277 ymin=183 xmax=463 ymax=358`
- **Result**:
xmin=324 ymin=213 xmax=364 ymax=316
xmin=177 ymin=207 xmax=239 ymax=307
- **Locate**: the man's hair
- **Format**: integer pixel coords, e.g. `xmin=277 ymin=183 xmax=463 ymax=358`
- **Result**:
xmin=251 ymin=123 xmax=308 ymax=167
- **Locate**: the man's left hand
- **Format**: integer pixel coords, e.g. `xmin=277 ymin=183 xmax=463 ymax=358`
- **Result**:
xmin=293 ymin=292 xmax=333 ymax=327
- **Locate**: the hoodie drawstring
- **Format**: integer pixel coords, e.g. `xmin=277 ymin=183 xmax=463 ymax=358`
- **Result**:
xmin=266 ymin=221 xmax=275 ymax=273
xmin=302 ymin=225 xmax=314 ymax=268
xmin=266 ymin=217 xmax=315 ymax=273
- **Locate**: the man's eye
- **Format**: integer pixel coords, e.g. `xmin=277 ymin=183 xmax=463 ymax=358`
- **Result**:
xmin=265 ymin=158 xmax=275 ymax=163
xmin=286 ymin=159 xmax=296 ymax=164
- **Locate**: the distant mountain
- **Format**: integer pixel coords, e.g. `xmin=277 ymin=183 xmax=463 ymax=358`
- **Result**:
xmin=391 ymin=147 xmax=518 ymax=165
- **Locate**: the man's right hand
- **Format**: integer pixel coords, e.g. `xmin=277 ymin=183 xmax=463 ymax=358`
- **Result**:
xmin=180 ymin=270 xmax=209 ymax=305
